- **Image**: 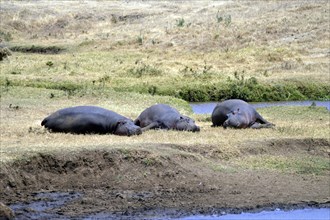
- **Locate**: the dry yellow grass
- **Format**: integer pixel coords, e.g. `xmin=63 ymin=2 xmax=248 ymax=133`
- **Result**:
xmin=1 ymin=0 xmax=329 ymax=85
xmin=0 ymin=1 xmax=329 ymax=175
xmin=1 ymin=87 xmax=329 ymax=167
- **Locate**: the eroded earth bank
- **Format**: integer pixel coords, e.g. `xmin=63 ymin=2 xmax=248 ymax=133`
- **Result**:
xmin=1 ymin=138 xmax=329 ymax=219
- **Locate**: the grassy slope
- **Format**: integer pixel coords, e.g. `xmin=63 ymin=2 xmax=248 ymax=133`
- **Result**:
xmin=0 ymin=1 xmax=329 ymax=176
xmin=1 ymin=0 xmax=329 ymax=101
xmin=1 ymin=86 xmax=329 ymax=175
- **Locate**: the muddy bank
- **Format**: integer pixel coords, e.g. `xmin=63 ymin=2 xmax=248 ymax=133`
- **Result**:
xmin=1 ymin=139 xmax=330 ymax=219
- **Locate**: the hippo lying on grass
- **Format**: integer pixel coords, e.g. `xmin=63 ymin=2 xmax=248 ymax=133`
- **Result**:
xmin=211 ymin=99 xmax=275 ymax=129
xmin=134 ymin=104 xmax=200 ymax=132
xmin=41 ymin=106 xmax=142 ymax=136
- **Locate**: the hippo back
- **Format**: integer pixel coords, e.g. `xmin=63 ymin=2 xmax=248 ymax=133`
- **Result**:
xmin=135 ymin=104 xmax=200 ymax=132
xmin=212 ymin=99 xmax=256 ymax=126
xmin=212 ymin=99 xmax=273 ymax=128
xmin=136 ymin=104 xmax=179 ymax=128
xmin=42 ymin=106 xmax=141 ymax=135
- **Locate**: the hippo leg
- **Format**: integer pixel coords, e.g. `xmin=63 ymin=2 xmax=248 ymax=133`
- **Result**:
xmin=250 ymin=122 xmax=275 ymax=129
xmin=134 ymin=118 xmax=141 ymax=126
xmin=255 ymin=112 xmax=272 ymax=124
xmin=141 ymin=122 xmax=160 ymax=132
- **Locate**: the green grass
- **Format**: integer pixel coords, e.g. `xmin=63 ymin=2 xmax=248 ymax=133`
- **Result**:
xmin=235 ymin=155 xmax=330 ymax=175
xmin=0 ymin=1 xmax=329 ymax=178
xmin=1 ymin=50 xmax=329 ymax=102
xmin=9 ymin=45 xmax=65 ymax=54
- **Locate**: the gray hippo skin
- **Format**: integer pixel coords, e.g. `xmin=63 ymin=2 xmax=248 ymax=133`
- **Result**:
xmin=41 ymin=106 xmax=142 ymax=136
xmin=134 ymin=104 xmax=200 ymax=132
xmin=211 ymin=99 xmax=275 ymax=129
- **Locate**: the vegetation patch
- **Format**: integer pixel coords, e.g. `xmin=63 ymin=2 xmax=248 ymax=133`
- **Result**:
xmin=0 ymin=47 xmax=12 ymax=61
xmin=2 ymin=74 xmax=329 ymax=102
xmin=127 ymin=63 xmax=162 ymax=78
xmin=0 ymin=30 xmax=13 ymax=41
xmin=235 ymin=155 xmax=330 ymax=175
xmin=150 ymin=78 xmax=330 ymax=102
xmin=9 ymin=45 xmax=65 ymax=54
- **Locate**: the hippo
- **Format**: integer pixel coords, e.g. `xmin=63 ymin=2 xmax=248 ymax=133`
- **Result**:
xmin=211 ymin=99 xmax=274 ymax=129
xmin=134 ymin=104 xmax=200 ymax=132
xmin=41 ymin=106 xmax=142 ymax=136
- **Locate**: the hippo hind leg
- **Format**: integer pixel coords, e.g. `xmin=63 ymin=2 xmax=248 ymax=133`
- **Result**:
xmin=250 ymin=122 xmax=275 ymax=129
xmin=134 ymin=120 xmax=140 ymax=128
xmin=141 ymin=122 xmax=160 ymax=132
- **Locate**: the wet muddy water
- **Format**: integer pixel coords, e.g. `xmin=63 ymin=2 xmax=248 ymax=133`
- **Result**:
xmin=178 ymin=208 xmax=330 ymax=220
xmin=10 ymin=192 xmax=330 ymax=220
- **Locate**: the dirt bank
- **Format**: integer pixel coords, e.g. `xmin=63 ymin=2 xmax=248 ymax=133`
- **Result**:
xmin=1 ymin=138 xmax=329 ymax=218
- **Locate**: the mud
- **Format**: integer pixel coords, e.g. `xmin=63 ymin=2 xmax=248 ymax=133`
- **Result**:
xmin=10 ymin=192 xmax=81 ymax=219
xmin=1 ymin=139 xmax=330 ymax=219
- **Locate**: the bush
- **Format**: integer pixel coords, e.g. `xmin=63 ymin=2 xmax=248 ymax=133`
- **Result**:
xmin=0 ymin=47 xmax=12 ymax=61
xmin=9 ymin=45 xmax=65 ymax=54
xmin=176 ymin=18 xmax=185 ymax=27
xmin=127 ymin=63 xmax=162 ymax=78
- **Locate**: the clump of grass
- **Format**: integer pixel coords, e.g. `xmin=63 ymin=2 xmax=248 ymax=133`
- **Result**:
xmin=0 ymin=47 xmax=12 ymax=61
xmin=0 ymin=78 xmax=83 ymax=97
xmin=46 ymin=61 xmax=54 ymax=67
xmin=180 ymin=61 xmax=213 ymax=79
xmin=216 ymin=11 xmax=232 ymax=27
xmin=142 ymin=157 xmax=158 ymax=166
xmin=136 ymin=36 xmax=143 ymax=45
xmin=9 ymin=45 xmax=65 ymax=54
xmin=0 ymin=31 xmax=13 ymax=41
xmin=127 ymin=63 xmax=162 ymax=78
xmin=176 ymin=18 xmax=185 ymax=27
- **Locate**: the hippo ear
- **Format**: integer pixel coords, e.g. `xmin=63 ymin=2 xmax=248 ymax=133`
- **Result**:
xmin=179 ymin=116 xmax=189 ymax=122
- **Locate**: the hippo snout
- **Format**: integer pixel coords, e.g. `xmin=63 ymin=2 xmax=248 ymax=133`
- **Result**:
xmin=193 ymin=126 xmax=200 ymax=132
xmin=128 ymin=127 xmax=142 ymax=136
xmin=187 ymin=125 xmax=200 ymax=132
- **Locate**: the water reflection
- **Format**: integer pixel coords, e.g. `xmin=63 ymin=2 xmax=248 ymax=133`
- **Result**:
xmin=190 ymin=101 xmax=330 ymax=114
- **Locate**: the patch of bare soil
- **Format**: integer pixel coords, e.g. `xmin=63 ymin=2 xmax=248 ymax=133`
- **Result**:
xmin=1 ymin=139 xmax=329 ymax=219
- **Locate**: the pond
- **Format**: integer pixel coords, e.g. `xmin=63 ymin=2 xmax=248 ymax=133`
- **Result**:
xmin=178 ymin=208 xmax=330 ymax=220
xmin=10 ymin=192 xmax=330 ymax=220
xmin=190 ymin=100 xmax=330 ymax=114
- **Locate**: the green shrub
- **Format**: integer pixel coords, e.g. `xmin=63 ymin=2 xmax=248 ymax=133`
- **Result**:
xmin=176 ymin=18 xmax=185 ymax=27
xmin=9 ymin=45 xmax=65 ymax=54
xmin=0 ymin=47 xmax=12 ymax=61
xmin=127 ymin=63 xmax=162 ymax=78
xmin=46 ymin=61 xmax=54 ymax=67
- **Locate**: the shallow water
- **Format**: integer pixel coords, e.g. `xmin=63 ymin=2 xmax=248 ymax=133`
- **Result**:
xmin=10 ymin=191 xmax=81 ymax=219
xmin=84 ymin=208 xmax=330 ymax=220
xmin=190 ymin=100 xmax=330 ymax=114
xmin=10 ymin=192 xmax=330 ymax=220
xmin=178 ymin=208 xmax=330 ymax=220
